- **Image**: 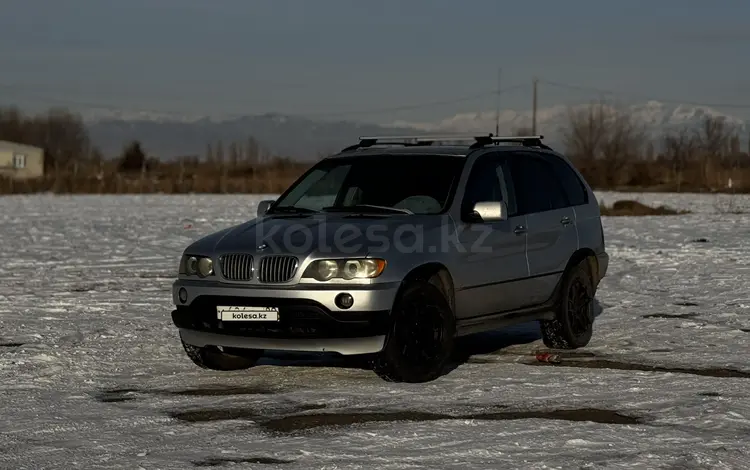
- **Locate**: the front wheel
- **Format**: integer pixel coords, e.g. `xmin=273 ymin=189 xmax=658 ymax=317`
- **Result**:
xmin=181 ymin=337 xmax=263 ymax=371
xmin=540 ymin=259 xmax=595 ymax=349
xmin=372 ymin=281 xmax=455 ymax=383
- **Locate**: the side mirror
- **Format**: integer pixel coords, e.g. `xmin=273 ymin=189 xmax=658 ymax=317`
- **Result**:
xmin=471 ymin=201 xmax=507 ymax=222
xmin=257 ymin=199 xmax=275 ymax=217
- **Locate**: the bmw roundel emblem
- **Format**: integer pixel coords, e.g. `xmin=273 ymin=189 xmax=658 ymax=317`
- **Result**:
xmin=257 ymin=243 xmax=268 ymax=251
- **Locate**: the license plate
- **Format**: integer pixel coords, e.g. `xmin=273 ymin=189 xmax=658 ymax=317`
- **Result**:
xmin=217 ymin=306 xmax=279 ymax=322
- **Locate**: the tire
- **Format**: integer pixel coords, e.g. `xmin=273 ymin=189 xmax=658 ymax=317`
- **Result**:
xmin=540 ymin=259 xmax=595 ymax=349
xmin=372 ymin=281 xmax=455 ymax=383
xmin=181 ymin=337 xmax=262 ymax=371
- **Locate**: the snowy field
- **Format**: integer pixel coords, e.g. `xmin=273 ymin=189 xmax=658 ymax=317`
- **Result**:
xmin=1 ymin=192 xmax=749 ymax=469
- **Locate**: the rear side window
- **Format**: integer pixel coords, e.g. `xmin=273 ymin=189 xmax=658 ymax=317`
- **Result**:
xmin=509 ymin=154 xmax=568 ymax=214
xmin=542 ymin=153 xmax=589 ymax=206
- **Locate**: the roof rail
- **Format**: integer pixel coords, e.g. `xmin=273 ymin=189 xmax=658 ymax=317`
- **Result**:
xmin=340 ymin=134 xmax=480 ymax=152
xmin=469 ymin=134 xmax=552 ymax=150
xmin=340 ymin=134 xmax=552 ymax=152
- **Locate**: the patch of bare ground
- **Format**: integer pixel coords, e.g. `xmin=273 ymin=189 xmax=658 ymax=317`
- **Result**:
xmin=169 ymin=403 xmax=327 ymax=423
xmin=600 ymin=200 xmax=689 ymax=216
xmin=192 ymin=456 xmax=294 ymax=467
xmin=469 ymin=350 xmax=750 ymax=379
xmin=92 ymin=384 xmax=285 ymax=404
xmin=258 ymin=408 xmax=644 ymax=433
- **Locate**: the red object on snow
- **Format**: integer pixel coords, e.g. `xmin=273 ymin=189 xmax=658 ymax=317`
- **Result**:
xmin=535 ymin=352 xmax=561 ymax=364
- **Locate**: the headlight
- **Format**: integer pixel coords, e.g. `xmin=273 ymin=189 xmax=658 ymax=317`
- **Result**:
xmin=197 ymin=257 xmax=213 ymax=277
xmin=180 ymin=255 xmax=214 ymax=277
xmin=302 ymin=258 xmax=386 ymax=281
xmin=186 ymin=256 xmax=198 ymax=275
xmin=342 ymin=259 xmax=386 ymax=280
xmin=314 ymin=260 xmax=339 ymax=281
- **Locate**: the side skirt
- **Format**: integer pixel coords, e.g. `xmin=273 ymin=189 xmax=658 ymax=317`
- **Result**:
xmin=455 ymin=270 xmax=569 ymax=337
xmin=455 ymin=302 xmax=556 ymax=337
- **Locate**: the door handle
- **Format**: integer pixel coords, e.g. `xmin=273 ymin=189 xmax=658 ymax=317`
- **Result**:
xmin=514 ymin=225 xmax=527 ymax=235
xmin=560 ymin=216 xmax=572 ymax=226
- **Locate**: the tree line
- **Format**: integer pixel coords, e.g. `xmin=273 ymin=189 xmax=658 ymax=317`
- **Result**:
xmin=560 ymin=101 xmax=749 ymax=192
xmin=0 ymin=105 xmax=308 ymax=194
xmin=1 ymin=102 xmax=749 ymax=194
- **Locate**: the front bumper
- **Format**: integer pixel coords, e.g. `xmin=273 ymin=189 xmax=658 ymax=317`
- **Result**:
xmin=179 ymin=328 xmax=386 ymax=356
xmin=171 ymin=279 xmax=399 ymax=355
xmin=173 ymin=279 xmax=400 ymax=313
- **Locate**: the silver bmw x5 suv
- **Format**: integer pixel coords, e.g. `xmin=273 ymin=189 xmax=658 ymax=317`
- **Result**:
xmin=172 ymin=134 xmax=609 ymax=383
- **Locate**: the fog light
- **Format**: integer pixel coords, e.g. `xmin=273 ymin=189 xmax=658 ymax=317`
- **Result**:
xmin=335 ymin=293 xmax=354 ymax=309
xmin=178 ymin=288 xmax=188 ymax=303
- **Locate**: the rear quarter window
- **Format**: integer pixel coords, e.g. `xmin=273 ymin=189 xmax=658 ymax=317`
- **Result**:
xmin=544 ymin=154 xmax=588 ymax=206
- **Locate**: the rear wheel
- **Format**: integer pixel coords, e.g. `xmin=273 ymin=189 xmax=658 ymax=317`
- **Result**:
xmin=541 ymin=259 xmax=595 ymax=349
xmin=181 ymin=337 xmax=263 ymax=371
xmin=372 ymin=281 xmax=455 ymax=383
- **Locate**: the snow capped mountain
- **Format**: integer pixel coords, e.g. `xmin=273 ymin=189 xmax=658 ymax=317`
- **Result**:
xmin=78 ymin=108 xmax=209 ymax=124
xmin=83 ymin=101 xmax=749 ymax=159
xmin=390 ymin=101 xmax=748 ymax=136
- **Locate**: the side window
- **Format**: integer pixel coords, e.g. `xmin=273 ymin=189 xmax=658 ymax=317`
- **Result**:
xmin=496 ymin=157 xmax=518 ymax=216
xmin=509 ymin=154 xmax=568 ymax=214
xmin=461 ymin=153 xmax=514 ymax=218
xmin=541 ymin=153 xmax=588 ymax=206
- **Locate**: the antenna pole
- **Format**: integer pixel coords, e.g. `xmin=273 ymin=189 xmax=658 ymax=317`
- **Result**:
xmin=495 ymin=67 xmax=502 ymax=136
xmin=531 ymin=77 xmax=538 ymax=135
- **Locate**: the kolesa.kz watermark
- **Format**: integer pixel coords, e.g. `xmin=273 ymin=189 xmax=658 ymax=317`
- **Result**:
xmin=250 ymin=215 xmax=496 ymax=254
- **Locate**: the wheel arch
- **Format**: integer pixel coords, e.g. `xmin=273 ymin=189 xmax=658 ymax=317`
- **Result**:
xmin=550 ymin=248 xmax=598 ymax=306
xmin=397 ymin=262 xmax=455 ymax=313
xmin=566 ymin=248 xmax=598 ymax=280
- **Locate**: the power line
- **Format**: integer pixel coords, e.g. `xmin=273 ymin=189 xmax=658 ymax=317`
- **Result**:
xmin=10 ymin=77 xmax=744 ymax=121
xmin=540 ymin=79 xmax=750 ymax=110
xmin=305 ymin=83 xmax=527 ymax=118
xmin=1 ymin=82 xmax=529 ymax=120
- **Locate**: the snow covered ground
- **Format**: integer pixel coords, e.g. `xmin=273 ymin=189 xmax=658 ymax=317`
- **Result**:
xmin=0 ymin=192 xmax=749 ymax=469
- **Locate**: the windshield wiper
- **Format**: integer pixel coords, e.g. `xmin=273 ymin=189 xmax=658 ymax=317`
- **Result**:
xmin=267 ymin=205 xmax=320 ymax=215
xmin=322 ymin=204 xmax=413 ymax=215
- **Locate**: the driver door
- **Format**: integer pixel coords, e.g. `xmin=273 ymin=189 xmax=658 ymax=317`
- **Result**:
xmin=454 ymin=153 xmax=530 ymax=319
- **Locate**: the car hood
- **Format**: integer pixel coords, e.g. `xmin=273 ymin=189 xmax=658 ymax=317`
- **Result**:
xmin=185 ymin=213 xmax=454 ymax=258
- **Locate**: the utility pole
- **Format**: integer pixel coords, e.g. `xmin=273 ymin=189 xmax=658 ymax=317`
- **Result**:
xmin=495 ymin=67 xmax=502 ymax=136
xmin=531 ymin=77 xmax=539 ymax=135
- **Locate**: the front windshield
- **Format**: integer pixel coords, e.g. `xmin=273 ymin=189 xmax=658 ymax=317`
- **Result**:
xmin=271 ymin=154 xmax=465 ymax=215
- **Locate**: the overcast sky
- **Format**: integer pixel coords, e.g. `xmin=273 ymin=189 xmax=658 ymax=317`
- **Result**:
xmin=2 ymin=0 xmax=749 ymax=122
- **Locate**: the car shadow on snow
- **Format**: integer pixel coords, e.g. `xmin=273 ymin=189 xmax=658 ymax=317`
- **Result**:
xmin=452 ymin=298 xmax=605 ymax=359
xmin=250 ymin=299 xmax=605 ymax=379
xmin=255 ymin=351 xmax=372 ymax=370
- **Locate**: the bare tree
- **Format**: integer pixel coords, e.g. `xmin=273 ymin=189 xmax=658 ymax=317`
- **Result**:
xmin=695 ymin=116 xmax=730 ymax=156
xmin=693 ymin=116 xmax=733 ymax=186
xmin=663 ymin=127 xmax=698 ymax=191
xmin=1 ymin=106 xmax=93 ymax=174
xmin=229 ymin=141 xmax=240 ymax=168
xmin=561 ymin=101 xmax=645 ymax=186
xmin=119 ymin=140 xmax=147 ymax=172
xmin=245 ymin=137 xmax=260 ymax=164
xmin=215 ymin=141 xmax=224 ymax=164
xmin=560 ymin=100 xmax=611 ymax=162
xmin=729 ymin=134 xmax=741 ymax=155
xmin=0 ymin=107 xmax=29 ymax=143
xmin=599 ymin=110 xmax=645 ymax=166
